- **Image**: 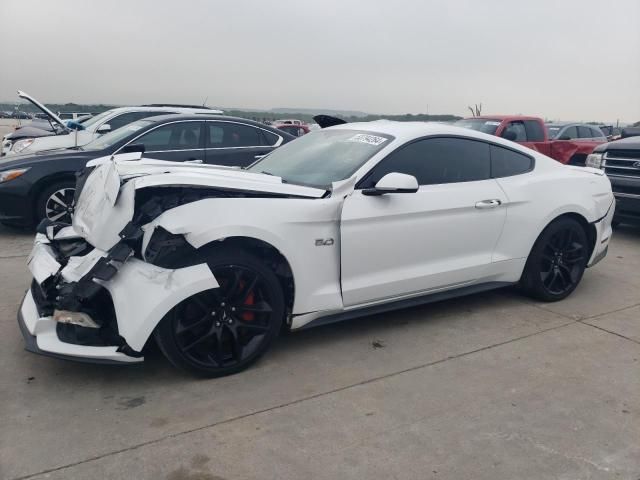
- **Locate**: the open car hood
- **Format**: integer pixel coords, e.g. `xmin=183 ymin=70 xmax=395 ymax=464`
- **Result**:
xmin=17 ymin=90 xmax=68 ymax=131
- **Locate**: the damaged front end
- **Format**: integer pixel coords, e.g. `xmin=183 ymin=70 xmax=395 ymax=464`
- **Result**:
xmin=19 ymin=155 xmax=325 ymax=364
xmin=20 ymin=215 xmax=219 ymax=363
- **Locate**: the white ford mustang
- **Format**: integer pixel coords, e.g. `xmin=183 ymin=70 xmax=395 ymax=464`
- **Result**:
xmin=19 ymin=121 xmax=614 ymax=376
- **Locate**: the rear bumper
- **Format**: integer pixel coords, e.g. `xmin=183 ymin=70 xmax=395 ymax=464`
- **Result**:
xmin=587 ymin=199 xmax=615 ymax=267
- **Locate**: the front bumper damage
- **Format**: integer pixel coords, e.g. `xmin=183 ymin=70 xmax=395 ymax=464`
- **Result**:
xmin=19 ymin=222 xmax=218 ymax=364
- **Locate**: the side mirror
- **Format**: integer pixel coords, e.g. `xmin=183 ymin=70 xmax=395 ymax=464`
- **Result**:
xmin=119 ymin=143 xmax=145 ymax=154
xmin=362 ymin=172 xmax=419 ymax=196
xmin=502 ymin=130 xmax=517 ymax=141
xmin=96 ymin=124 xmax=111 ymax=134
xmin=558 ymin=135 xmax=571 ymax=140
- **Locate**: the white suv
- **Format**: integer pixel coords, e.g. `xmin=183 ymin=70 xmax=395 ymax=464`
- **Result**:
xmin=4 ymin=91 xmax=223 ymax=156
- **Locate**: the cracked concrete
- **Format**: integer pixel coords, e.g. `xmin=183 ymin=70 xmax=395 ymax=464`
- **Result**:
xmin=0 ymin=224 xmax=638 ymax=480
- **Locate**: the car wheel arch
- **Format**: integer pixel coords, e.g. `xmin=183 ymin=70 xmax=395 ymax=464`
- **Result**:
xmin=30 ymin=173 xmax=78 ymax=224
xmin=30 ymin=172 xmax=78 ymax=205
xmin=199 ymin=236 xmax=296 ymax=325
xmin=528 ymin=212 xmax=597 ymax=263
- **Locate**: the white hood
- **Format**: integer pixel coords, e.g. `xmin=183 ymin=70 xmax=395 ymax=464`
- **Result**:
xmin=74 ymin=154 xmax=326 ymax=250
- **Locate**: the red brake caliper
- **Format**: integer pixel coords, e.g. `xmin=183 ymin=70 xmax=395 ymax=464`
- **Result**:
xmin=242 ymin=288 xmax=255 ymax=322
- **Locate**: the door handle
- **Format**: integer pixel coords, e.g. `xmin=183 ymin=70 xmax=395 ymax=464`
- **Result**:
xmin=254 ymin=155 xmax=267 ymax=160
xmin=475 ymin=199 xmax=502 ymax=209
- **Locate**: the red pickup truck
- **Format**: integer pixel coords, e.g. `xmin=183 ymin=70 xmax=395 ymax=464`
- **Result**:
xmin=454 ymin=116 xmax=607 ymax=165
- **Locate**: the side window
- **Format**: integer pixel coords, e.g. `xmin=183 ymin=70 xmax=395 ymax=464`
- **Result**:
xmin=490 ymin=145 xmax=533 ymax=178
xmin=591 ymin=127 xmax=605 ymax=139
xmin=578 ymin=126 xmax=593 ymax=139
xmin=560 ymin=126 xmax=578 ymax=139
xmin=523 ymin=120 xmax=545 ymax=142
xmin=361 ymin=137 xmax=490 ymax=188
xmin=261 ymin=129 xmax=281 ymax=146
xmin=501 ymin=121 xmax=527 ymax=141
xmin=207 ymin=122 xmax=263 ymax=148
xmin=135 ymin=122 xmax=202 ymax=151
xmin=106 ymin=111 xmax=170 ymax=131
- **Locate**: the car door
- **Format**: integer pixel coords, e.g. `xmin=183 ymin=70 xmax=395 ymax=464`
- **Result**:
xmin=130 ymin=120 xmax=206 ymax=162
xmin=204 ymin=121 xmax=280 ymax=167
xmin=340 ymin=137 xmax=507 ymax=307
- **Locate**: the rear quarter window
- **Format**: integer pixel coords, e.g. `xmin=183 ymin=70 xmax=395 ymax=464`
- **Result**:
xmin=490 ymin=145 xmax=533 ymax=177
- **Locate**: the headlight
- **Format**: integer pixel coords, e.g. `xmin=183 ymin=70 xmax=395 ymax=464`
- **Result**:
xmin=11 ymin=138 xmax=35 ymax=153
xmin=585 ymin=153 xmax=604 ymax=169
xmin=0 ymin=168 xmax=30 ymax=183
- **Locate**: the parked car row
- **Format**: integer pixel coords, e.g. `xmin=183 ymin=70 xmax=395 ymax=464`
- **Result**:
xmin=454 ymin=116 xmax=608 ymax=166
xmin=0 ymin=113 xmax=294 ymax=226
xmin=1 ymin=91 xmax=224 ymax=156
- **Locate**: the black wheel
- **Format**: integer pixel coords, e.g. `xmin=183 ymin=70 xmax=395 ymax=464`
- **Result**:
xmin=36 ymin=181 xmax=76 ymax=225
xmin=154 ymin=247 xmax=285 ymax=377
xmin=521 ymin=217 xmax=589 ymax=302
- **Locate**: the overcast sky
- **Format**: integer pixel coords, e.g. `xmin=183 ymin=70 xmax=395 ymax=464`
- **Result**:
xmin=1 ymin=0 xmax=639 ymax=122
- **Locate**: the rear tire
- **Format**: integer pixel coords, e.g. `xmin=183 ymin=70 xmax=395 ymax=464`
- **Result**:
xmin=154 ymin=247 xmax=284 ymax=377
xmin=520 ymin=217 xmax=589 ymax=302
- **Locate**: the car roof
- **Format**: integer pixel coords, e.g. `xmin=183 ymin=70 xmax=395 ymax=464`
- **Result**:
xmin=103 ymin=106 xmax=224 ymax=115
xmin=134 ymin=114 xmax=296 ymax=140
xmin=326 ymin=120 xmax=537 ymax=152
xmin=546 ymin=123 xmax=598 ymax=128
xmin=140 ymin=113 xmax=281 ymax=126
xmin=468 ymin=115 xmax=542 ymax=122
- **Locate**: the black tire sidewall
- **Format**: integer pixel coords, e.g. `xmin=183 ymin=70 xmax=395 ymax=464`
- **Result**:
xmin=521 ymin=217 xmax=588 ymax=302
xmin=35 ymin=180 xmax=76 ymax=225
xmin=155 ymin=246 xmax=285 ymax=377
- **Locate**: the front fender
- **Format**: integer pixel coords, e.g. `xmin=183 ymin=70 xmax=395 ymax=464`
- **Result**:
xmin=100 ymin=259 xmax=218 ymax=351
xmin=143 ymin=196 xmax=345 ymax=315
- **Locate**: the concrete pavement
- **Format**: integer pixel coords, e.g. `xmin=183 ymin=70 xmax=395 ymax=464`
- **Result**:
xmin=0 ymin=224 xmax=638 ymax=480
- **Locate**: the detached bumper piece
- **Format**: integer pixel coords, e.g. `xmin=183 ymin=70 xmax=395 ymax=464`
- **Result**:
xmin=19 ymin=220 xmax=145 ymax=364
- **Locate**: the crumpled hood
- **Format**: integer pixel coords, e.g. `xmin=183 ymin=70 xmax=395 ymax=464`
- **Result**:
xmin=74 ymin=155 xmax=326 ymax=251
xmin=94 ymin=155 xmax=327 ymax=198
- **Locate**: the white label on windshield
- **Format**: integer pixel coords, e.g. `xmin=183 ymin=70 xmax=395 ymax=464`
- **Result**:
xmin=485 ymin=121 xmax=501 ymax=126
xmin=346 ymin=134 xmax=388 ymax=146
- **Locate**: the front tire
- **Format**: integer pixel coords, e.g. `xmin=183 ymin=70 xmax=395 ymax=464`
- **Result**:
xmin=154 ymin=247 xmax=285 ymax=377
xmin=520 ymin=217 xmax=589 ymax=302
xmin=35 ymin=181 xmax=76 ymax=225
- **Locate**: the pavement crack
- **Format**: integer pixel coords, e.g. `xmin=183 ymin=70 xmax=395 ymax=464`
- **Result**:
xmin=582 ymin=302 xmax=640 ymax=321
xmin=12 ymin=320 xmax=578 ymax=480
xmin=579 ymin=319 xmax=640 ymax=346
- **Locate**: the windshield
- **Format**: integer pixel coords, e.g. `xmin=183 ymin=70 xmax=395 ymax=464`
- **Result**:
xmin=546 ymin=126 xmax=561 ymax=139
xmin=248 ymin=129 xmax=394 ymax=189
xmin=82 ymin=119 xmax=155 ymax=151
xmin=79 ymin=110 xmax=113 ymax=129
xmin=454 ymin=119 xmax=501 ymax=135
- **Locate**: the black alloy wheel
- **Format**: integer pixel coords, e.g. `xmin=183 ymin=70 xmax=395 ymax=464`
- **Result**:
xmin=155 ymin=248 xmax=284 ymax=377
xmin=521 ymin=217 xmax=589 ymax=301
